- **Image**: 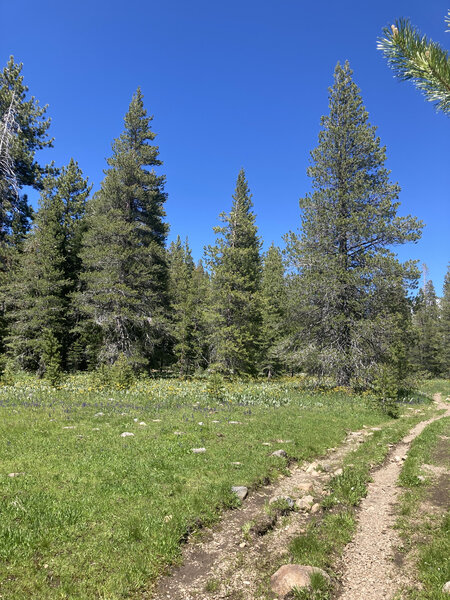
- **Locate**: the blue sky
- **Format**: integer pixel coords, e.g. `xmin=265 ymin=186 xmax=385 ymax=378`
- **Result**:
xmin=2 ymin=0 xmax=449 ymax=293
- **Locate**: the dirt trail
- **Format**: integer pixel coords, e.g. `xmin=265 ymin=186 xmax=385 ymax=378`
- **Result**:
xmin=337 ymin=393 xmax=449 ymax=600
xmin=151 ymin=395 xmax=449 ymax=600
xmin=152 ymin=427 xmax=374 ymax=599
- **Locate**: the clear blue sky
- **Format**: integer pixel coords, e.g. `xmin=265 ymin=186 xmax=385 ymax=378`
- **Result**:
xmin=2 ymin=0 xmax=449 ymax=293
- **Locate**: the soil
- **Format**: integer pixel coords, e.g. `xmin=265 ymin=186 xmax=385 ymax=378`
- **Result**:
xmin=149 ymin=395 xmax=449 ymax=600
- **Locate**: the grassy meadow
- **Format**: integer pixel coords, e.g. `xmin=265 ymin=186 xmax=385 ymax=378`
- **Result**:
xmin=0 ymin=375 xmax=433 ymax=599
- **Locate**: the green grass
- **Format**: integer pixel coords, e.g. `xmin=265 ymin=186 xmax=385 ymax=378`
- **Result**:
xmin=0 ymin=376 xmax=430 ymax=599
xmin=396 ymin=416 xmax=450 ymax=599
xmin=418 ymin=379 xmax=450 ymax=400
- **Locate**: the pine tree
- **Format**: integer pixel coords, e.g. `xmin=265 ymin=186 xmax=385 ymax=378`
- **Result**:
xmin=168 ymin=237 xmax=209 ymax=374
xmin=440 ymin=264 xmax=450 ymax=376
xmin=7 ymin=160 xmax=90 ymax=370
xmin=378 ymin=12 xmax=450 ymax=116
xmin=412 ymin=279 xmax=444 ymax=376
xmin=260 ymin=244 xmax=287 ymax=377
xmin=0 ymin=57 xmax=53 ymax=356
xmin=285 ymin=62 xmax=423 ymax=386
xmin=78 ymin=88 xmax=168 ymax=367
xmin=206 ymin=169 xmax=262 ymax=375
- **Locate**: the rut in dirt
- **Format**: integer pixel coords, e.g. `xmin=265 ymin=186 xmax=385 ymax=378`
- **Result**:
xmin=337 ymin=393 xmax=449 ymax=600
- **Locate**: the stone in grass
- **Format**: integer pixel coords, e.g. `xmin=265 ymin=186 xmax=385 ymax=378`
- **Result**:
xmin=63 ymin=426 xmax=76 ymax=430
xmin=8 ymin=472 xmax=25 ymax=478
xmin=231 ymin=486 xmax=248 ymax=501
xmin=94 ymin=412 xmax=104 ymax=417
xmin=270 ymin=565 xmax=330 ymax=597
xmin=138 ymin=422 xmax=146 ymax=426
xmin=174 ymin=431 xmax=186 ymax=436
xmin=120 ymin=432 xmax=134 ymax=437
xmin=269 ymin=496 xmax=295 ymax=510
xmin=442 ymin=581 xmax=450 ymax=594
xmin=271 ymin=449 xmax=287 ymax=458
xmin=192 ymin=447 xmax=206 ymax=454
xmin=295 ymin=495 xmax=314 ymax=511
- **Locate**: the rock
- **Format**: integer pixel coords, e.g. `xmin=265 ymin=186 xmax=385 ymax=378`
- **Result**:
xmin=231 ymin=461 xmax=242 ymax=466
xmin=152 ymin=419 xmax=161 ymax=422
xmin=198 ymin=422 xmax=204 ymax=426
xmin=297 ymin=482 xmax=314 ymax=494
xmin=394 ymin=455 xmax=402 ymax=462
xmin=262 ymin=442 xmax=271 ymax=446
xmin=442 ymin=581 xmax=450 ymax=593
xmin=320 ymin=463 xmax=333 ymax=473
xmin=270 ymin=565 xmax=330 ymax=597
xmin=310 ymin=503 xmax=321 ymax=514
xmin=133 ymin=418 xmax=139 ymax=422
xmin=334 ymin=468 xmax=343 ymax=477
xmin=8 ymin=472 xmax=24 ymax=478
xmin=271 ymin=449 xmax=287 ymax=458
xmin=417 ymin=475 xmax=426 ymax=482
xmin=211 ymin=420 xmax=220 ymax=423
xmin=63 ymin=426 xmax=75 ymax=429
xmin=306 ymin=463 xmax=316 ymax=473
xmin=192 ymin=447 xmax=206 ymax=453
xmin=371 ymin=427 xmax=382 ymax=431
xmin=120 ymin=432 xmax=134 ymax=437
xmin=92 ymin=427 xmax=100 ymax=431
xmin=173 ymin=431 xmax=185 ymax=435
xmin=269 ymin=495 xmax=295 ymax=509
xmin=229 ymin=421 xmax=242 ymax=425
xmin=231 ymin=486 xmax=248 ymax=501
xmin=295 ymin=495 xmax=314 ymax=511
xmin=94 ymin=412 xmax=104 ymax=417
xmin=139 ymin=422 xmax=147 ymax=426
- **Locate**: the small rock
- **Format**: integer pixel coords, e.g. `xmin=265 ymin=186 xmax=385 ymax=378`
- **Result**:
xmin=231 ymin=486 xmax=248 ymax=501
xmin=320 ymin=463 xmax=333 ymax=473
xmin=174 ymin=431 xmax=185 ymax=435
xmin=310 ymin=503 xmax=321 ymax=514
xmin=297 ymin=482 xmax=314 ymax=493
xmin=371 ymin=427 xmax=382 ymax=431
xmin=270 ymin=565 xmax=330 ymax=597
xmin=120 ymin=432 xmax=134 ymax=437
xmin=139 ymin=422 xmax=146 ymax=426
xmin=442 ymin=581 xmax=450 ymax=594
xmin=262 ymin=442 xmax=271 ymax=446
xmin=192 ymin=447 xmax=206 ymax=453
xmin=63 ymin=426 xmax=75 ymax=429
xmin=239 ymin=541 xmax=246 ymax=548
xmin=152 ymin=419 xmax=161 ymax=422
xmin=211 ymin=420 xmax=220 ymax=423
xmin=231 ymin=461 xmax=242 ymax=466
xmin=295 ymin=495 xmax=314 ymax=511
xmin=271 ymin=449 xmax=287 ymax=458
xmin=133 ymin=418 xmax=139 ymax=422
xmin=417 ymin=475 xmax=426 ymax=482
xmin=269 ymin=495 xmax=295 ymax=509
xmin=94 ymin=412 xmax=104 ymax=417
xmin=229 ymin=421 xmax=242 ymax=425
xmin=8 ymin=472 xmax=24 ymax=478
xmin=198 ymin=422 xmax=204 ymax=426
xmin=306 ymin=463 xmax=316 ymax=473
xmin=92 ymin=427 xmax=100 ymax=431
xmin=394 ymin=455 xmax=402 ymax=462
xmin=334 ymin=468 xmax=343 ymax=477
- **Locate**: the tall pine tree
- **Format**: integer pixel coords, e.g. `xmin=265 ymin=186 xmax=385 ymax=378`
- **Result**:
xmin=440 ymin=265 xmax=450 ymax=377
xmin=0 ymin=57 xmax=53 ymax=358
xmin=285 ymin=62 xmax=423 ymax=386
xmin=206 ymin=169 xmax=262 ymax=375
xmin=168 ymin=237 xmax=209 ymax=374
xmin=7 ymin=160 xmax=90 ymax=371
xmin=260 ymin=244 xmax=288 ymax=377
xmin=78 ymin=88 xmax=168 ymax=367
xmin=412 ymin=279 xmax=444 ymax=376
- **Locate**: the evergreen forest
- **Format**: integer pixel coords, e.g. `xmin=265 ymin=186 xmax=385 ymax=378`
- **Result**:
xmin=1 ymin=57 xmax=449 ymax=394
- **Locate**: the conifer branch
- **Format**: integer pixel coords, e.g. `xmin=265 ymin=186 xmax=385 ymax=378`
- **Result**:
xmin=377 ymin=15 xmax=450 ymax=115
xmin=0 ymin=91 xmax=20 ymax=197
